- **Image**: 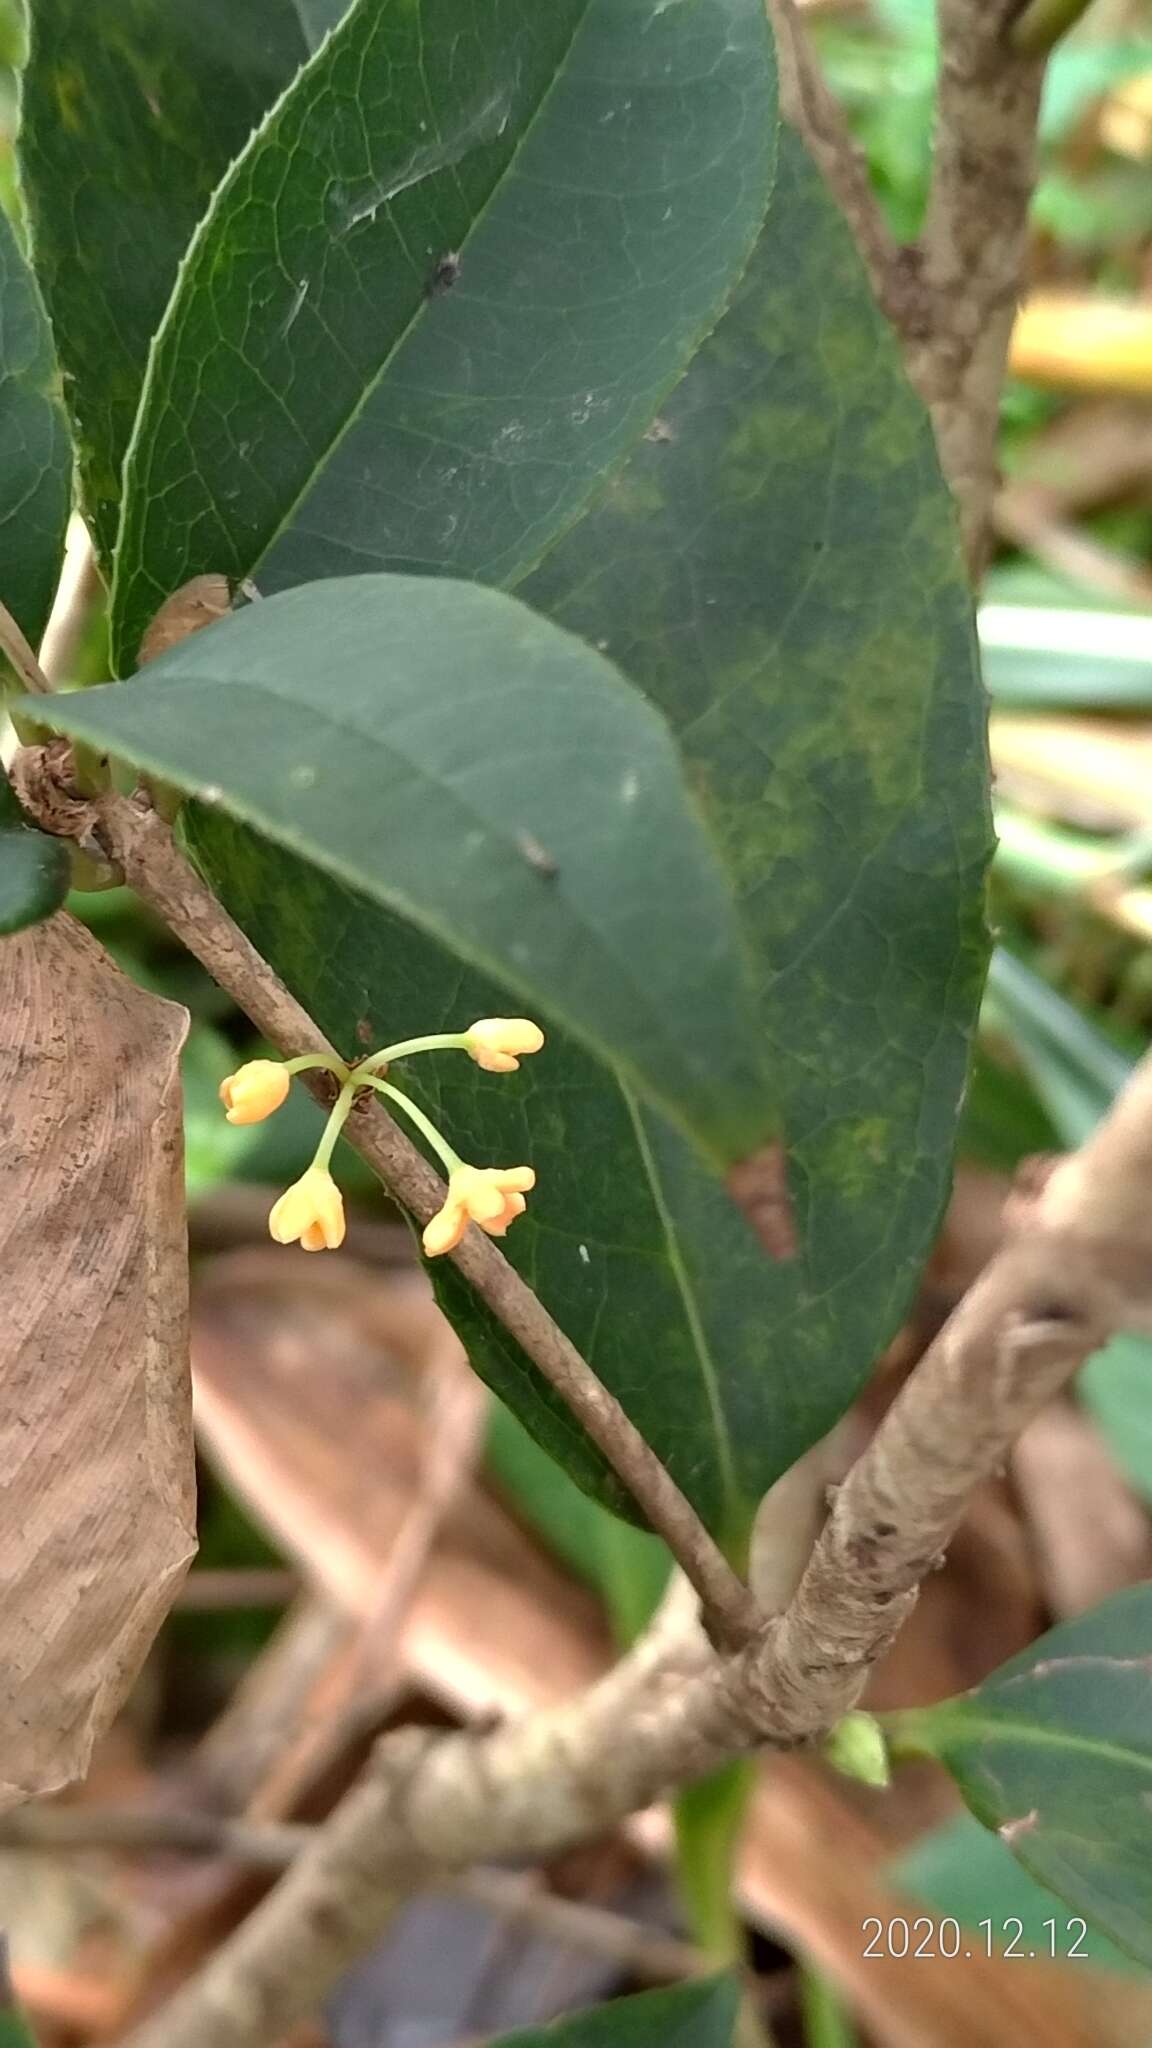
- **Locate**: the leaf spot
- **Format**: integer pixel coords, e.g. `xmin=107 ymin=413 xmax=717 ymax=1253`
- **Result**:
xmin=999 ymin=1810 xmax=1039 ymax=1845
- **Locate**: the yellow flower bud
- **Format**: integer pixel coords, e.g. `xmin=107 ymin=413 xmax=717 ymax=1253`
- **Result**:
xmin=422 ymin=1163 xmax=536 ymax=1257
xmin=268 ymin=1166 xmax=346 ymax=1251
xmin=219 ymin=1059 xmax=291 ymax=1125
xmin=463 ymin=1018 xmax=545 ymax=1073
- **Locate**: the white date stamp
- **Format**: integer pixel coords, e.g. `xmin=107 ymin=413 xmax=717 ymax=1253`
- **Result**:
xmin=861 ymin=1915 xmax=1089 ymax=1960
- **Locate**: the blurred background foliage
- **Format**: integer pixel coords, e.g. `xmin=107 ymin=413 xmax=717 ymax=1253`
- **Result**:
xmin=7 ymin=0 xmax=1152 ymax=2029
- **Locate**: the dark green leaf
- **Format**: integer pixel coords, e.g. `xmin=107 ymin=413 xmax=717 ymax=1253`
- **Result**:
xmin=890 ymin=1587 xmax=1152 ymax=1967
xmin=485 ymin=1977 xmax=739 ymax=2048
xmin=0 ymin=768 xmax=69 ymax=935
xmin=27 ymin=573 xmax=776 ymax=1164
xmin=183 ymin=124 xmax=988 ymax=1540
xmin=19 ymin=0 xmax=327 ymax=567
xmin=0 ymin=200 xmax=70 ymax=648
xmin=108 ymin=0 xmax=779 ymax=670
xmin=895 ymin=1812 xmax=1145 ymax=1972
xmin=101 ymin=0 xmax=987 ymax=1531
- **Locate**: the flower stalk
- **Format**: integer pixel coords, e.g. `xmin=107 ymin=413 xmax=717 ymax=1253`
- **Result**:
xmin=218 ymin=1018 xmax=544 ymax=1257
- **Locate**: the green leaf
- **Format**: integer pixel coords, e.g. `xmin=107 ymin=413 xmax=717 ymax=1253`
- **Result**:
xmin=180 ymin=122 xmax=987 ymax=1539
xmin=108 ymin=0 xmax=780 ymax=671
xmin=895 ymin=1812 xmax=1145 ymax=1972
xmin=27 ymin=573 xmax=776 ymax=1165
xmin=292 ymin=0 xmax=351 ymax=38
xmin=889 ymin=1587 xmax=1152 ymax=1968
xmin=0 ymin=200 xmax=70 ymax=649
xmin=0 ymin=767 xmax=69 ymax=935
xmin=100 ymin=0 xmax=987 ymax=1532
xmin=484 ymin=1977 xmax=739 ymax=2048
xmin=486 ymin=1401 xmax=668 ymax=1646
xmin=19 ymin=0 xmax=328 ymax=568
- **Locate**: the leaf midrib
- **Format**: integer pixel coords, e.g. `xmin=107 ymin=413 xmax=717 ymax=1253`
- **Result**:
xmin=622 ymin=1083 xmax=741 ymax=1533
xmin=916 ymin=1708 xmax=1152 ymax=1781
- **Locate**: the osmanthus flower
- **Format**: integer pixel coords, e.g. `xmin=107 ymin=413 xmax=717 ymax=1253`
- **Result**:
xmin=218 ymin=1059 xmax=290 ymax=1124
xmin=422 ymin=1163 xmax=536 ymax=1257
xmin=462 ymin=1017 xmax=545 ymax=1073
xmin=217 ymin=1018 xmax=544 ymax=1258
xmin=268 ymin=1165 xmax=346 ymax=1252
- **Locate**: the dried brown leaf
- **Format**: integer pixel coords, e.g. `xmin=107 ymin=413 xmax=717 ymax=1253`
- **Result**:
xmin=138 ymin=576 xmax=232 ymax=668
xmin=191 ymin=1253 xmax=608 ymax=1714
xmin=0 ymin=914 xmax=195 ymax=1803
xmin=1013 ymin=1400 xmax=1152 ymax=1617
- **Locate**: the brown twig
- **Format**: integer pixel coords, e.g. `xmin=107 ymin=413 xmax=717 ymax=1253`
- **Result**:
xmin=1012 ymin=1400 xmax=1152 ymax=1619
xmin=994 ymin=480 xmax=1152 ymax=608
xmin=0 ymin=1804 xmax=309 ymax=1867
xmin=340 ymin=1345 xmax=486 ymax=1689
xmin=764 ymin=0 xmax=923 ymax=342
xmin=763 ymin=0 xmax=1047 ymax=573
xmin=54 ymin=780 xmax=758 ymax=1652
xmin=913 ymin=0 xmax=1047 ymax=568
xmin=188 ymin=1599 xmax=356 ymax=1817
xmin=110 ymin=1038 xmax=1152 ymax=2048
xmin=0 ymin=596 xmax=52 ymax=696
xmin=246 ymin=1340 xmax=486 ymax=1814
xmin=0 ymin=1804 xmax=704 ymax=1985
xmin=175 ymin=1570 xmax=298 ymax=1612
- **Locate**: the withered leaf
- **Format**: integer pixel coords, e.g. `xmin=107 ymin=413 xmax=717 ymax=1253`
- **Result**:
xmin=137 ymin=573 xmax=232 ymax=668
xmin=0 ymin=913 xmax=195 ymax=1803
xmin=191 ymin=1253 xmax=608 ymax=1714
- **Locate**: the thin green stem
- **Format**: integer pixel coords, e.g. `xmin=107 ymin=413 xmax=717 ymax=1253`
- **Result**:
xmin=312 ymin=1079 xmax=358 ymax=1173
xmin=357 ymin=1032 xmax=469 ymax=1073
xmin=284 ymin=1053 xmax=350 ymax=1081
xmin=355 ymin=1074 xmax=463 ymax=1175
xmin=674 ymin=1768 xmax=746 ymax=1964
xmin=799 ymin=1964 xmax=858 ymax=2048
xmin=672 ymin=1760 xmax=779 ymax=2043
